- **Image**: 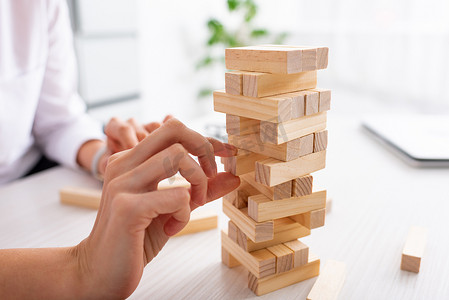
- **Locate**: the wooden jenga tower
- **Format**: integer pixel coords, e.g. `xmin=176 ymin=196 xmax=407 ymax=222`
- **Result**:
xmin=214 ymin=45 xmax=330 ymax=296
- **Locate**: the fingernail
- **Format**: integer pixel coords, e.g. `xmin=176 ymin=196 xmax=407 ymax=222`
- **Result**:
xmin=224 ymin=143 xmax=238 ymax=155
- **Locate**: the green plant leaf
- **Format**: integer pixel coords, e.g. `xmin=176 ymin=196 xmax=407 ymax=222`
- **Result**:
xmin=227 ymin=0 xmax=241 ymax=11
xmin=251 ymin=29 xmax=268 ymax=38
xmin=198 ymin=88 xmax=214 ymax=98
xmin=244 ymin=0 xmax=257 ymax=22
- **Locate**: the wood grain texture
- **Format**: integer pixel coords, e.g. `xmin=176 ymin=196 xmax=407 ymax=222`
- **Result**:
xmin=225 ymin=71 xmax=243 ymax=95
xmin=222 ymin=247 xmax=241 ymax=268
xmin=242 ymin=70 xmax=317 ymax=98
xmin=225 ymin=45 xmax=328 ymax=74
xmin=307 ymin=260 xmax=346 ymax=300
xmin=228 ymin=133 xmax=313 ymax=161
xmin=248 ymin=254 xmax=320 ymax=296
xmin=222 ymin=199 xmax=274 ymax=242
xmin=222 ymin=149 xmax=267 ymax=176
xmin=60 ymin=175 xmax=190 ymax=210
xmin=241 ymin=218 xmax=311 ymax=252
xmin=267 ymin=244 xmax=293 ymax=273
xmin=316 ymin=47 xmax=329 ymax=69
xmin=293 ymin=175 xmax=314 ymax=197
xmin=313 ymin=88 xmax=331 ymax=112
xmin=305 ymin=90 xmax=320 ymax=116
xmin=284 ymin=240 xmax=309 ymax=268
xmin=260 ymin=112 xmax=327 ymax=145
xmin=401 ymin=226 xmax=428 ymax=273
xmin=214 ymin=90 xmax=292 ymax=123
xmin=314 ymin=130 xmax=328 ymax=153
xmin=221 ymin=230 xmax=276 ymax=278
xmin=248 ymin=190 xmax=327 ymax=222
xmin=173 ymin=210 xmax=217 ymax=237
xmin=267 ymin=244 xmax=294 ymax=273
xmin=310 ymin=208 xmax=326 ymax=229
xmin=59 ymin=187 xmax=101 ymax=209
xmin=240 ymin=172 xmax=292 ymax=200
xmin=223 ymin=178 xmax=260 ymax=209
xmin=255 ymin=151 xmax=326 ymax=187
xmin=225 ymin=114 xmax=260 ymax=136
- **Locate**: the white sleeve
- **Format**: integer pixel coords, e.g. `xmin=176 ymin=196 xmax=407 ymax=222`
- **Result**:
xmin=32 ymin=0 xmax=105 ymax=169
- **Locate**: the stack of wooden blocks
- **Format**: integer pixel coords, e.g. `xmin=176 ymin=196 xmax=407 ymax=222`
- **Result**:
xmin=214 ymin=45 xmax=330 ymax=296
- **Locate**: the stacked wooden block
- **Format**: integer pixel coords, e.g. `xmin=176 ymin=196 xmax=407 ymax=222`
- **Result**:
xmin=214 ymin=45 xmax=331 ymax=296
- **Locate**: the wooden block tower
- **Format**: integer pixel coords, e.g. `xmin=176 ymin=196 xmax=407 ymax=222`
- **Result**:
xmin=214 ymin=45 xmax=330 ymax=296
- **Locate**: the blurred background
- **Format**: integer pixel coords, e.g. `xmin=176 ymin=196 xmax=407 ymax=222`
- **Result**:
xmin=66 ymin=0 xmax=449 ymax=123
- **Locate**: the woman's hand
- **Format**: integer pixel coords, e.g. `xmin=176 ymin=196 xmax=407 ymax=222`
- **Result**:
xmin=75 ymin=119 xmax=239 ymax=299
xmin=97 ymin=115 xmax=173 ymax=176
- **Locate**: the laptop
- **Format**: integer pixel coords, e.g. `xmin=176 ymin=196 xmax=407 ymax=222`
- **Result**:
xmin=362 ymin=114 xmax=449 ymax=167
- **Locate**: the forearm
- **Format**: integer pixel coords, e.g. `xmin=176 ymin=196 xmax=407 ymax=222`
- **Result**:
xmin=0 ymin=247 xmax=85 ymax=299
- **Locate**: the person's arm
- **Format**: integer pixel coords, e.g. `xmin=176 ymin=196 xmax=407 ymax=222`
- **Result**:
xmin=0 ymin=119 xmax=239 ymax=299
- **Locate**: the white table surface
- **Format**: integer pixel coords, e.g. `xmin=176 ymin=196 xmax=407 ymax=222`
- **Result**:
xmin=1 ymin=109 xmax=449 ymax=299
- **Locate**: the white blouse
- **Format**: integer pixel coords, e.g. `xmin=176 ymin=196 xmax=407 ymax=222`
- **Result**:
xmin=0 ymin=0 xmax=104 ymax=185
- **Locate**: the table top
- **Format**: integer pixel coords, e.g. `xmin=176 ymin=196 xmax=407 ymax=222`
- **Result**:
xmin=1 ymin=112 xmax=449 ymax=299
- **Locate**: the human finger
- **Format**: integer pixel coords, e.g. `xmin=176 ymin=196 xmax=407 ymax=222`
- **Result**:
xmin=127 ymin=118 xmax=149 ymax=142
xmin=143 ymin=122 xmax=161 ymax=134
xmin=206 ymin=137 xmax=238 ymax=157
xmin=190 ymin=172 xmax=240 ymax=211
xmin=121 ymin=143 xmax=208 ymax=205
xmin=105 ymin=117 xmax=139 ymax=150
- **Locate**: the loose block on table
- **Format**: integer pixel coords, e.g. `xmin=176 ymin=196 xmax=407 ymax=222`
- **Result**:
xmin=307 ymin=260 xmax=346 ymax=300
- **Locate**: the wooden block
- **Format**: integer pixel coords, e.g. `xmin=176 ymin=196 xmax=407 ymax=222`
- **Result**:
xmin=248 ymin=190 xmax=327 ymax=222
xmin=293 ymin=175 xmax=313 ymax=197
xmin=242 ymin=71 xmax=317 ymax=98
xmin=310 ymin=208 xmax=326 ymax=229
xmin=228 ymin=133 xmax=313 ymax=162
xmin=401 ymin=226 xmax=428 ymax=273
xmin=173 ymin=210 xmax=217 ymax=237
xmin=284 ymin=240 xmax=309 ymax=268
xmin=241 ymin=172 xmax=292 ymax=200
xmin=225 ymin=45 xmax=328 ymax=74
xmin=260 ymin=112 xmax=327 ymax=145
xmin=214 ymin=90 xmax=292 ymax=123
xmin=289 ymin=208 xmax=325 ymax=230
xmin=307 ymin=260 xmax=346 ymax=300
xmin=313 ymin=88 xmax=331 ymax=112
xmin=248 ymin=254 xmax=320 ymax=296
xmin=255 ymin=151 xmax=326 ymax=187
xmin=267 ymin=244 xmax=294 ymax=273
xmin=225 ymin=71 xmax=243 ymax=95
xmin=242 ymin=218 xmax=311 ymax=252
xmin=222 ymin=149 xmax=267 ymax=176
xmin=316 ymin=47 xmax=329 ymax=69
xmin=226 ymin=114 xmax=260 ymax=136
xmin=305 ymin=91 xmax=319 ymax=116
xmin=228 ymin=220 xmax=239 ymax=242
xmin=223 ymin=179 xmax=260 ymax=208
xmin=221 ymin=230 xmax=276 ymax=278
xmin=222 ymin=247 xmax=241 ymax=268
xmin=59 ymin=187 xmax=101 ymax=209
xmin=222 ymin=199 xmax=274 ymax=242
xmin=314 ymin=130 xmax=328 ymax=152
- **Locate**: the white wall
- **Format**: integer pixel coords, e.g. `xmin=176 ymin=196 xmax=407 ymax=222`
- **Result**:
xmin=137 ymin=0 xmax=449 ymax=122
